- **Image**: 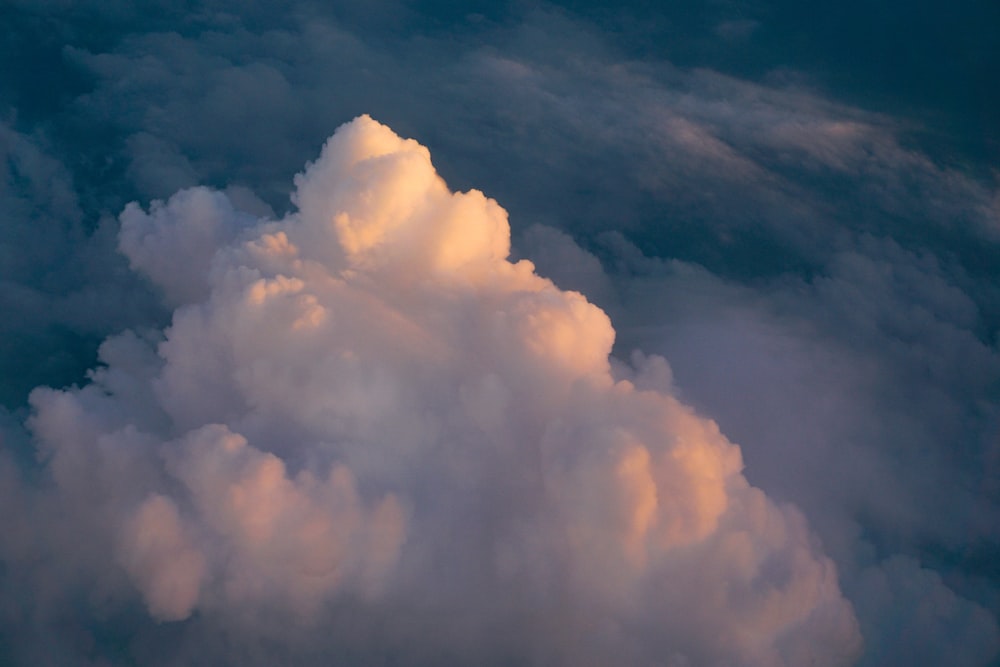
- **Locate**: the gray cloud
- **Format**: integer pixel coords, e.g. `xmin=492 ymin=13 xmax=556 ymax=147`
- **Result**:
xmin=524 ymin=225 xmax=1000 ymax=666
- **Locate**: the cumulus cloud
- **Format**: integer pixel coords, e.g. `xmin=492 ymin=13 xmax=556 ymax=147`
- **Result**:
xmin=118 ymin=186 xmax=254 ymax=306
xmin=3 ymin=116 xmax=861 ymax=666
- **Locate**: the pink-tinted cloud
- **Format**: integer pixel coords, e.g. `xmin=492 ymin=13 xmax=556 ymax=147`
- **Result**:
xmin=8 ymin=116 xmax=860 ymax=665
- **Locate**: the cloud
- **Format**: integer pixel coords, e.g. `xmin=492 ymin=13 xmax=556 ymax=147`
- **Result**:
xmin=1 ymin=3 xmax=998 ymax=664
xmin=0 ymin=121 xmax=162 ymax=405
xmin=1 ymin=116 xmax=861 ymax=666
xmin=849 ymin=556 xmax=1000 ymax=667
xmin=118 ymin=186 xmax=254 ymax=306
xmin=523 ymin=226 xmax=1000 ymax=666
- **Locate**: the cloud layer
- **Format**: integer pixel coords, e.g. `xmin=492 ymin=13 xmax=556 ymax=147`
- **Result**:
xmin=1 ymin=3 xmax=998 ymax=665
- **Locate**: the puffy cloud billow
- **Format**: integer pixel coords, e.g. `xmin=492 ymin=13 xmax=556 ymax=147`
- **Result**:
xmin=2 ymin=116 xmax=861 ymax=666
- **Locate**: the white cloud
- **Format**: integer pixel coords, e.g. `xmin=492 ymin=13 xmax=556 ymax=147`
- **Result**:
xmin=11 ymin=115 xmax=860 ymax=665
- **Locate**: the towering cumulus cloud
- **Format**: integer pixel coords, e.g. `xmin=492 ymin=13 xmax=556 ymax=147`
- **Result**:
xmin=16 ymin=116 xmax=860 ymax=665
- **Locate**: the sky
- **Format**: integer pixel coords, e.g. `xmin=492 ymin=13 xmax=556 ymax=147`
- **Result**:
xmin=0 ymin=1 xmax=998 ymax=665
